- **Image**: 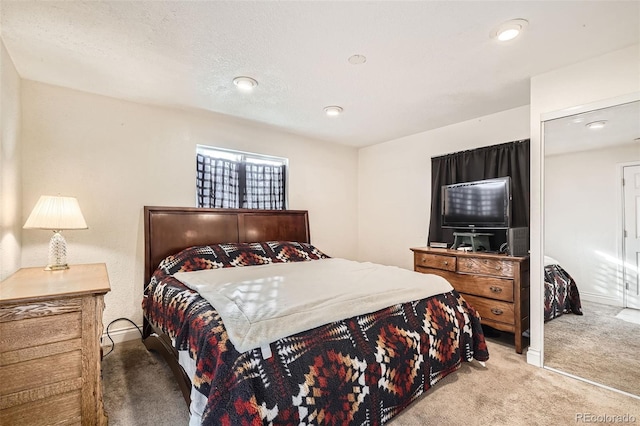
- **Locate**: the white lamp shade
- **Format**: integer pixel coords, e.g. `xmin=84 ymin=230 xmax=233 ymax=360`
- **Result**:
xmin=23 ymin=196 xmax=88 ymax=230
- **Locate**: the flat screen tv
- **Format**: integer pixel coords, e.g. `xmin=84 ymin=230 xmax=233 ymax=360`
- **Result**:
xmin=441 ymin=177 xmax=511 ymax=229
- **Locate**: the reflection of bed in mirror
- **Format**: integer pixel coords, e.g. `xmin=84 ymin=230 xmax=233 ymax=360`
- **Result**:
xmin=142 ymin=206 xmax=489 ymax=425
xmin=543 ymin=256 xmax=583 ymax=322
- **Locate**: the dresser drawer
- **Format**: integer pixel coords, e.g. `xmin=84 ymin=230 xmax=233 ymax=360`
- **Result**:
xmin=0 ymin=311 xmax=82 ymax=353
xmin=447 ymin=275 xmax=513 ymax=302
xmin=0 ymin=389 xmax=82 ymax=425
xmin=414 ymin=252 xmax=456 ymax=272
xmin=0 ymin=350 xmax=82 ymax=396
xmin=463 ymin=294 xmax=514 ymax=325
xmin=458 ymin=257 xmax=514 ymax=278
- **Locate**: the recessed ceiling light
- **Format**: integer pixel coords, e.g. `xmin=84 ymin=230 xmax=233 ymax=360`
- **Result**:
xmin=233 ymin=76 xmax=258 ymax=91
xmin=491 ymin=19 xmax=528 ymax=42
xmin=348 ymin=54 xmax=367 ymax=65
xmin=324 ymin=106 xmax=343 ymax=116
xmin=586 ymin=120 xmax=607 ymax=130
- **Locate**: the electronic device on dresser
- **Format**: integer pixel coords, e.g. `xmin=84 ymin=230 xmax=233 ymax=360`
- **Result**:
xmin=506 ymin=226 xmax=529 ymax=256
xmin=442 ymin=177 xmax=511 ymax=230
xmin=441 ymin=176 xmax=528 ymax=255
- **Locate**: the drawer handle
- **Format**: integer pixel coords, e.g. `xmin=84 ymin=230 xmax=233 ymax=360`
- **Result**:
xmin=491 ymin=308 xmax=504 ymax=315
xmin=489 ymin=286 xmax=502 ymax=293
xmin=443 ymin=260 xmax=449 ymax=266
xmin=495 ymin=265 xmax=502 ymax=270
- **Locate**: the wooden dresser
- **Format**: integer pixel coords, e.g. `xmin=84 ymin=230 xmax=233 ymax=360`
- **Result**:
xmin=0 ymin=263 xmax=110 ymax=425
xmin=411 ymin=247 xmax=530 ymax=353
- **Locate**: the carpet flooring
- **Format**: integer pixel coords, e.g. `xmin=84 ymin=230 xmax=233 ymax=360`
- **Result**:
xmin=102 ymin=335 xmax=640 ymax=425
xmin=102 ymin=339 xmax=189 ymax=425
xmin=544 ymin=300 xmax=640 ymax=397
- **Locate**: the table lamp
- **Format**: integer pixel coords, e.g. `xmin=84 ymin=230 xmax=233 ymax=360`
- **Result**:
xmin=23 ymin=195 xmax=88 ymax=270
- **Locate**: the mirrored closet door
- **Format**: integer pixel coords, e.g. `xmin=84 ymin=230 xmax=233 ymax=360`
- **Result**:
xmin=543 ymin=99 xmax=640 ymax=397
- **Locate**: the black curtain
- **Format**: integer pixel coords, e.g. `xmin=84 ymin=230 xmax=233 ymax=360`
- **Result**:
xmin=428 ymin=139 xmax=530 ymax=246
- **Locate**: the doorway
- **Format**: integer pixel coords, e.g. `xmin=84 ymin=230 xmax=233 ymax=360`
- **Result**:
xmin=623 ymin=164 xmax=640 ymax=310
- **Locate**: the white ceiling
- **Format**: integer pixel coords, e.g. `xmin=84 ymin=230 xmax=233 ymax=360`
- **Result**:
xmin=544 ymin=100 xmax=640 ymax=157
xmin=1 ymin=1 xmax=639 ymax=148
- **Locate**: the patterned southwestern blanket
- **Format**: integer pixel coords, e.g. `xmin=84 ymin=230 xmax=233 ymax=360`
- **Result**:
xmin=143 ymin=241 xmax=489 ymax=425
xmin=544 ymin=262 xmax=583 ymax=322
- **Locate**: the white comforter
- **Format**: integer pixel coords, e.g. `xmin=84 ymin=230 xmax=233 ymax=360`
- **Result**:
xmin=174 ymin=258 xmax=453 ymax=353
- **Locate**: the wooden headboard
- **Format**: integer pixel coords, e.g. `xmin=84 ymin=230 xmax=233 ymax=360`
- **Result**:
xmin=143 ymin=206 xmax=310 ymax=286
xmin=142 ymin=206 xmax=308 ymax=402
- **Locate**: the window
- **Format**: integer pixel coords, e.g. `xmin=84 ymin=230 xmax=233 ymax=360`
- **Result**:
xmin=196 ymin=145 xmax=288 ymax=210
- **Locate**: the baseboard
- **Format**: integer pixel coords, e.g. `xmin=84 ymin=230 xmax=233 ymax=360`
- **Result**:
xmin=526 ymin=347 xmax=542 ymax=367
xmin=580 ymin=292 xmax=622 ymax=307
xmin=101 ymin=324 xmax=143 ymax=347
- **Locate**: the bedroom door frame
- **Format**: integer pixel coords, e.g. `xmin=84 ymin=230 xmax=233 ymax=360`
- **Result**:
xmin=621 ymin=162 xmax=640 ymax=309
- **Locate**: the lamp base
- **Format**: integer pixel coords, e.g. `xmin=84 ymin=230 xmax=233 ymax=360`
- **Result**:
xmin=45 ymin=263 xmax=69 ymax=271
xmin=46 ymin=230 xmax=69 ymax=271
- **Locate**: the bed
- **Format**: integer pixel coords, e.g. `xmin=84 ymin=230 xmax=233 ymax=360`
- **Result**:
xmin=142 ymin=206 xmax=489 ymax=425
xmin=543 ymin=256 xmax=583 ymax=322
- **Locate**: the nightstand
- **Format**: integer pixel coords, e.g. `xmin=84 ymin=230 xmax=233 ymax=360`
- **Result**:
xmin=0 ymin=263 xmax=110 ymax=425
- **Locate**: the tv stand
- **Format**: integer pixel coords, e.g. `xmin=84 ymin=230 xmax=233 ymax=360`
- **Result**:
xmin=451 ymin=232 xmax=493 ymax=252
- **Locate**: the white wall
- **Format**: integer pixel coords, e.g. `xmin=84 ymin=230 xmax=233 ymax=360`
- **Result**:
xmin=20 ymin=81 xmax=358 ymax=339
xmin=357 ymin=105 xmax=530 ymax=269
xmin=529 ymin=44 xmax=640 ymax=366
xmin=0 ymin=41 xmax=22 ymax=280
xmin=546 ymin=143 xmax=640 ymax=306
